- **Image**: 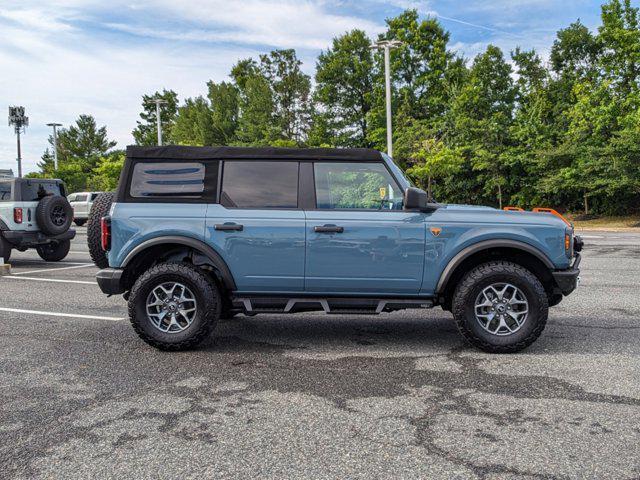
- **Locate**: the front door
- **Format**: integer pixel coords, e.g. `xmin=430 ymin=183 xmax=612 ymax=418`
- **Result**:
xmin=206 ymin=160 xmax=306 ymax=293
xmin=305 ymin=161 xmax=426 ymax=295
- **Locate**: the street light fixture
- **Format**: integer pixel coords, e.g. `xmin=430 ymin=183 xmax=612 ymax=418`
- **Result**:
xmin=146 ymin=98 xmax=169 ymax=146
xmin=46 ymin=122 xmax=63 ymax=170
xmin=8 ymin=106 xmax=29 ymax=178
xmin=370 ymin=39 xmax=403 ymax=158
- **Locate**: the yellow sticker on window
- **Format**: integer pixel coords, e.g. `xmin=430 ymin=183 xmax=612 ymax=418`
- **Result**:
xmin=379 ymin=187 xmax=387 ymax=199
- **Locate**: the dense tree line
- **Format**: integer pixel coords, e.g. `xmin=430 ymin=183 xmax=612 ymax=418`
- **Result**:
xmin=33 ymin=0 xmax=640 ymax=214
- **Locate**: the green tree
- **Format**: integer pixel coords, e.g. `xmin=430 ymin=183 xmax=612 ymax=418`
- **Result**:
xmin=207 ymin=81 xmax=239 ymax=144
xmin=450 ymin=45 xmax=516 ymax=207
xmin=259 ymin=49 xmax=312 ymax=144
xmin=132 ymin=90 xmax=179 ymax=146
xmin=315 ymin=30 xmax=375 ymax=147
xmin=171 ymin=97 xmax=216 ymax=146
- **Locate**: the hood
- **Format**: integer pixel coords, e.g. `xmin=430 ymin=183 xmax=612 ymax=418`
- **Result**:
xmin=438 ymin=204 xmax=570 ymax=229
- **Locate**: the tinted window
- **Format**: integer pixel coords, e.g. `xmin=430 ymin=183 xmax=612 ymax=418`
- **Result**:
xmin=0 ymin=182 xmax=12 ymax=201
xmin=90 ymin=193 xmax=100 ymax=201
xmin=75 ymin=194 xmax=88 ymax=202
xmin=21 ymin=181 xmax=62 ymax=201
xmin=314 ymin=162 xmax=403 ymax=210
xmin=221 ymin=161 xmax=298 ymax=208
xmin=130 ymin=162 xmax=205 ymax=198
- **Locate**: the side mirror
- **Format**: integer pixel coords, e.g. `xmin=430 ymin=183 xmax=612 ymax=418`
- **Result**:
xmin=403 ymin=187 xmax=439 ymax=212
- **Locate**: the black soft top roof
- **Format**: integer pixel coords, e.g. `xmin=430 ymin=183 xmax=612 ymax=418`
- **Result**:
xmin=126 ymin=145 xmax=383 ymax=161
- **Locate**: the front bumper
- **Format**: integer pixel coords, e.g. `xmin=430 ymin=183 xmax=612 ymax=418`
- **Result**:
xmin=3 ymin=229 xmax=76 ymax=248
xmin=96 ymin=268 xmax=125 ymax=295
xmin=552 ymin=254 xmax=581 ymax=296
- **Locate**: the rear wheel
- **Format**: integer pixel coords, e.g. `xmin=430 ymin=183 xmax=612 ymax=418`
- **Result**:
xmin=87 ymin=192 xmax=114 ymax=268
xmin=128 ymin=262 xmax=221 ymax=350
xmin=0 ymin=234 xmax=11 ymax=262
xmin=36 ymin=240 xmax=71 ymax=262
xmin=452 ymin=261 xmax=548 ymax=353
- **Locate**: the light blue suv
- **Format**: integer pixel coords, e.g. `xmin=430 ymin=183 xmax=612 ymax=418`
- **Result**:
xmin=93 ymin=146 xmax=582 ymax=352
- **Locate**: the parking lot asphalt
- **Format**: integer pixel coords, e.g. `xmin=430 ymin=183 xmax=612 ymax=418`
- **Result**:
xmin=1 ymin=228 xmax=639 ymax=479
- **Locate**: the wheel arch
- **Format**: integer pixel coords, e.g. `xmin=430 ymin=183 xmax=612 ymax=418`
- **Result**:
xmin=121 ymin=236 xmax=236 ymax=292
xmin=436 ymin=240 xmax=556 ymax=309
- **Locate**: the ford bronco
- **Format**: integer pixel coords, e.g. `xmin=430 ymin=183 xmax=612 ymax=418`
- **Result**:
xmin=0 ymin=178 xmax=75 ymax=262
xmin=93 ymin=146 xmax=582 ymax=353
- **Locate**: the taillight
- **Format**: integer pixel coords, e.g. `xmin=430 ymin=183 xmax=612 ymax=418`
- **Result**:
xmin=101 ymin=217 xmax=111 ymax=251
xmin=565 ymin=234 xmax=571 ymax=252
xmin=13 ymin=208 xmax=23 ymax=224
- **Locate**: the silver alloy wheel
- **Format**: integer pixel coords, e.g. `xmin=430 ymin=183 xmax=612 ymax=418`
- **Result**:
xmin=474 ymin=283 xmax=529 ymax=336
xmin=146 ymin=282 xmax=197 ymax=333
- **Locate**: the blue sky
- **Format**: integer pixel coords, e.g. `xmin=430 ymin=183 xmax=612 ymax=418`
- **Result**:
xmin=0 ymin=0 xmax=607 ymax=173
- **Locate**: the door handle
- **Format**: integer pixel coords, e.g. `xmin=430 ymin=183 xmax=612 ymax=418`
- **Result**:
xmin=314 ymin=225 xmax=344 ymax=233
xmin=215 ymin=223 xmax=243 ymax=231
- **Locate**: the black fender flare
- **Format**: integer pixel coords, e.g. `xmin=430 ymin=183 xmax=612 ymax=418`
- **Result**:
xmin=0 ymin=218 xmax=8 ymax=231
xmin=121 ymin=236 xmax=237 ymax=291
xmin=435 ymin=239 xmax=555 ymax=294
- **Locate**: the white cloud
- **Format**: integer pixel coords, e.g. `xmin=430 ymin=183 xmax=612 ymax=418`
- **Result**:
xmin=0 ymin=0 xmax=388 ymax=174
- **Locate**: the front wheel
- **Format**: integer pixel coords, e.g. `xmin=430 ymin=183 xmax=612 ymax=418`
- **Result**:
xmin=36 ymin=240 xmax=71 ymax=262
xmin=452 ymin=261 xmax=548 ymax=353
xmin=128 ymin=262 xmax=221 ymax=351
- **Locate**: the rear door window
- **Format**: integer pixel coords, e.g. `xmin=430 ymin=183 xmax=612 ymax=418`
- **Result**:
xmin=20 ymin=181 xmax=62 ymax=201
xmin=220 ymin=161 xmax=299 ymax=208
xmin=130 ymin=162 xmax=206 ymax=198
xmin=75 ymin=194 xmax=88 ymax=202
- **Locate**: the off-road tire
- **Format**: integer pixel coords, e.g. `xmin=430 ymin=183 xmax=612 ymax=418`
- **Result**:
xmin=0 ymin=234 xmax=11 ymax=262
xmin=36 ymin=240 xmax=71 ymax=262
xmin=87 ymin=192 xmax=114 ymax=269
xmin=128 ymin=262 xmax=221 ymax=351
xmin=452 ymin=261 xmax=548 ymax=353
xmin=35 ymin=195 xmax=73 ymax=236
xmin=74 ymin=219 xmax=87 ymax=227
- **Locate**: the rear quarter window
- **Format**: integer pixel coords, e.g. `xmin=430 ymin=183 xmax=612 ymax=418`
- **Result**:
xmin=130 ymin=162 xmax=206 ymax=198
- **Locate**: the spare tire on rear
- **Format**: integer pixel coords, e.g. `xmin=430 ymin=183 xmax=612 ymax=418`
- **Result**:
xmin=87 ymin=192 xmax=114 ymax=269
xmin=36 ymin=195 xmax=73 ymax=236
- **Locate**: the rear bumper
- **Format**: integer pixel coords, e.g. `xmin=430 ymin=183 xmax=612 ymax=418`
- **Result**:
xmin=2 ymin=229 xmax=76 ymax=248
xmin=96 ymin=268 xmax=125 ymax=295
xmin=552 ymin=254 xmax=581 ymax=296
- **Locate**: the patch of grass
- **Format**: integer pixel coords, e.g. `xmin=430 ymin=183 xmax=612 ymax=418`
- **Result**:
xmin=565 ymin=214 xmax=640 ymax=230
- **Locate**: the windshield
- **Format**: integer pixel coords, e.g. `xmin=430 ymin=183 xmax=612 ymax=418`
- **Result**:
xmin=381 ymin=152 xmax=414 ymax=189
xmin=20 ymin=181 xmax=63 ymax=201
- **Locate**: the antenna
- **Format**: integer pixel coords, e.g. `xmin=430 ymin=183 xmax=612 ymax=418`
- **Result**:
xmin=8 ymin=106 xmax=29 ymax=178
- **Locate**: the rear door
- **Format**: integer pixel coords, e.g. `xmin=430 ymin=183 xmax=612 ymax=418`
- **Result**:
xmin=304 ymin=161 xmax=426 ymax=295
xmin=205 ymin=160 xmax=306 ymax=293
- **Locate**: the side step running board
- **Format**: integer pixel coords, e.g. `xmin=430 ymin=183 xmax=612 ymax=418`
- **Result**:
xmin=232 ymin=297 xmax=434 ymax=315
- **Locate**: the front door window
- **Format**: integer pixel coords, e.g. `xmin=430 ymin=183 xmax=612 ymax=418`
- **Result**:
xmin=314 ymin=162 xmax=403 ymax=210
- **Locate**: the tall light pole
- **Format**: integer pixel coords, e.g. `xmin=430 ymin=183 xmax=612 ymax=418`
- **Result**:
xmin=147 ymin=98 xmax=168 ymax=146
xmin=370 ymin=40 xmax=403 ymax=158
xmin=8 ymin=106 xmax=29 ymax=178
xmin=46 ymin=122 xmax=63 ymax=170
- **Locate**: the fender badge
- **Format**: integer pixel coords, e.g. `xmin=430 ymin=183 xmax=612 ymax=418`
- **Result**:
xmin=430 ymin=227 xmax=442 ymax=237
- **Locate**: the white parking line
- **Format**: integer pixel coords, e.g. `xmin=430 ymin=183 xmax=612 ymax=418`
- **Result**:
xmin=0 ymin=307 xmax=123 ymax=321
xmin=3 ymin=276 xmax=96 ymax=285
xmin=13 ymin=263 xmax=94 ymax=276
